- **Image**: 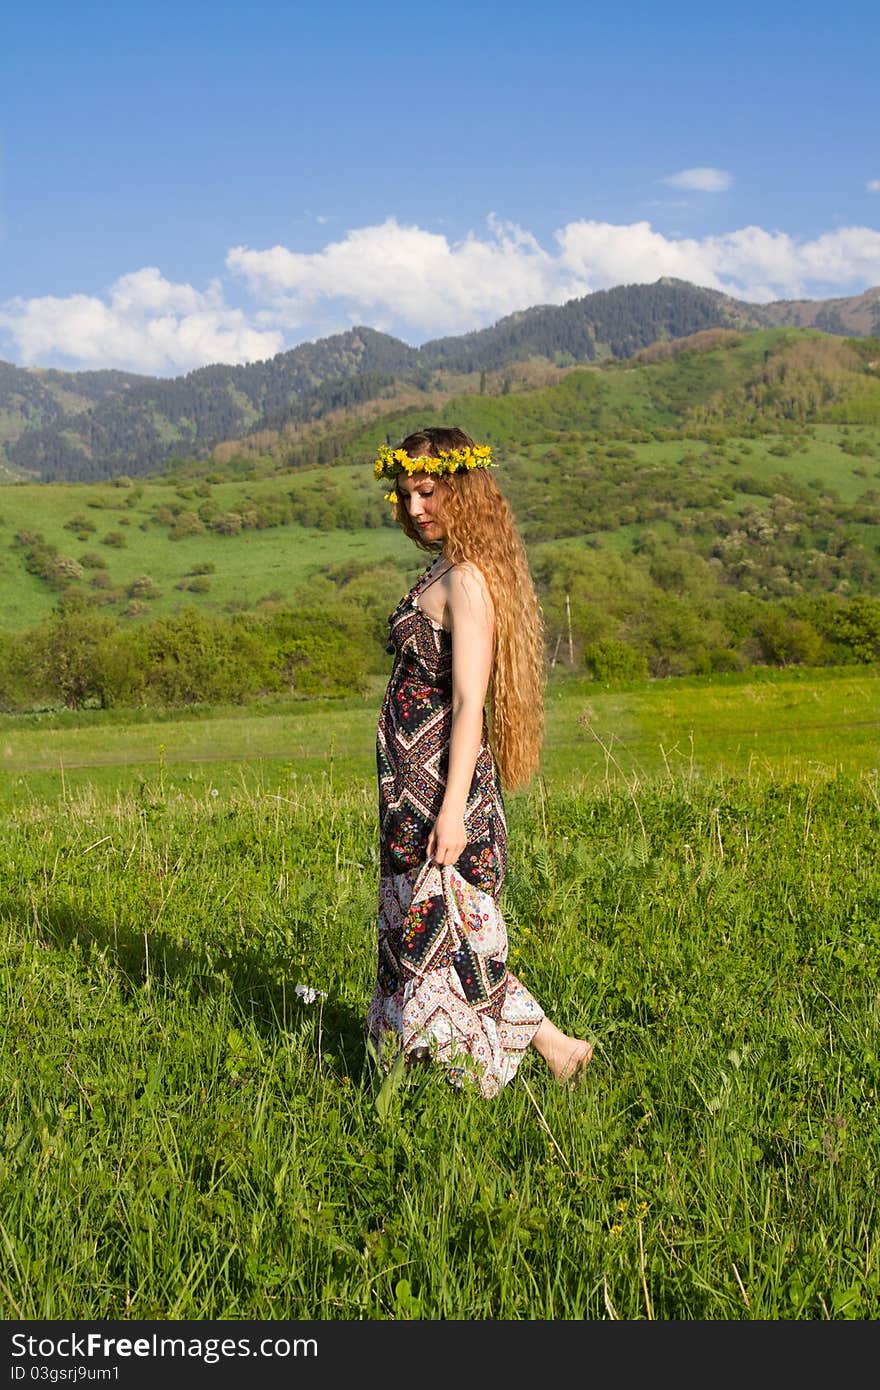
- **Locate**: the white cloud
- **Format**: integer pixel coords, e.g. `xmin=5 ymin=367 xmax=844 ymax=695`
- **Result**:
xmin=0 ymin=268 xmax=284 ymax=374
xmin=660 ymin=167 xmax=733 ymax=192
xmin=867 ymin=179 xmax=880 ymax=193
xmin=557 ymin=220 xmax=716 ymax=289
xmin=227 ymin=215 xmax=589 ymax=338
xmin=3 ymin=216 xmax=880 ymax=374
xmin=797 ymin=226 xmax=880 ymax=287
xmin=557 ymin=221 xmax=880 ymax=300
xmin=232 ymin=216 xmax=880 ymax=335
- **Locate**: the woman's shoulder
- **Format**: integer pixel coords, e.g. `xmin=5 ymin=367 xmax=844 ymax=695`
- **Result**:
xmin=446 ymin=558 xmax=489 ymax=588
xmin=445 ymin=560 xmax=494 ymax=617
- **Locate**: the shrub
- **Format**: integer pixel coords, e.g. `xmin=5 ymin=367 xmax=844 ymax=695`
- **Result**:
xmin=26 ymin=610 xmax=117 ymax=708
xmin=747 ymin=612 xmax=825 ymax=666
xmin=210 ymin=513 xmax=243 ymax=536
xmin=583 ymin=639 xmax=649 ymax=682
xmin=127 ymin=575 xmax=161 ymax=600
xmin=169 ymin=512 xmax=205 ymax=540
xmin=46 ymin=556 xmax=85 ymax=585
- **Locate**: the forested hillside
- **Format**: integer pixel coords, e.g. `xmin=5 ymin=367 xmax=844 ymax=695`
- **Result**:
xmin=1 ymin=325 xmax=878 ymax=713
xmin=1 ymin=328 xmax=413 ymax=482
xmin=3 ymin=279 xmax=879 ymax=483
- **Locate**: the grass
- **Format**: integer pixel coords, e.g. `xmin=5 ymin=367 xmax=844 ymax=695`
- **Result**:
xmin=1 ymin=665 xmax=877 ymax=807
xmin=1 ymin=770 xmax=877 ymax=1319
xmin=1 ymin=666 xmax=879 ymax=1319
xmin=0 ymin=476 xmax=413 ymax=633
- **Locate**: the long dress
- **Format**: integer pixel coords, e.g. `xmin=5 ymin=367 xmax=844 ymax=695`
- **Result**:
xmin=367 ymin=560 xmax=544 ymax=1098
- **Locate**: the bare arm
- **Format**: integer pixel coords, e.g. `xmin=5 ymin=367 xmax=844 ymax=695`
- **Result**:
xmin=426 ymin=563 xmax=494 ymax=867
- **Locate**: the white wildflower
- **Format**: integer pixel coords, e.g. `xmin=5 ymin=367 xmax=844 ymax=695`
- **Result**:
xmin=295 ymin=984 xmax=327 ymax=1004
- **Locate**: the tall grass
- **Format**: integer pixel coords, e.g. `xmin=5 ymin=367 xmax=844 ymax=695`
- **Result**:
xmin=1 ymin=762 xmax=878 ymax=1319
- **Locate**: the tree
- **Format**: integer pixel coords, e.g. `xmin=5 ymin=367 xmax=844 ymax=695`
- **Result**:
xmin=35 ymin=610 xmax=116 ymax=708
xmin=749 ymin=612 xmax=825 ymax=667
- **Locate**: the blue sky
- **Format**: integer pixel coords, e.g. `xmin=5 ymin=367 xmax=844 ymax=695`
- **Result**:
xmin=2 ymin=0 xmax=878 ymax=375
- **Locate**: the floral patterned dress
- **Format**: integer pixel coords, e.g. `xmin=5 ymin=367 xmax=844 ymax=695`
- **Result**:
xmin=367 ymin=560 xmax=544 ymax=1097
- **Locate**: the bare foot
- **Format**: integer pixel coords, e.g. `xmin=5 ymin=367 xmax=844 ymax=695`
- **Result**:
xmin=530 ymin=1018 xmax=593 ymax=1086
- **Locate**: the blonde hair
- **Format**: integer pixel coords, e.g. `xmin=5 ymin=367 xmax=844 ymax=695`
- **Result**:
xmin=392 ymin=428 xmax=545 ymax=789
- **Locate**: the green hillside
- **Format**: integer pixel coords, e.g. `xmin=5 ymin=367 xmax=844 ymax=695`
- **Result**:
xmin=1 ymin=328 xmax=878 ymax=711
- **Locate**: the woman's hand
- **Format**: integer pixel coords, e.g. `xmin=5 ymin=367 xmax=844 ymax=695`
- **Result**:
xmin=426 ymin=807 xmax=468 ymax=866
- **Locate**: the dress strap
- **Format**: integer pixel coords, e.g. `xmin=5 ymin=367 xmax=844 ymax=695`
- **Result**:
xmin=418 ymin=562 xmax=454 ymax=596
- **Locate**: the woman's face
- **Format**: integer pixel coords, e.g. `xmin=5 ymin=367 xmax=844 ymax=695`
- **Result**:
xmin=397 ymin=468 xmax=447 ymax=540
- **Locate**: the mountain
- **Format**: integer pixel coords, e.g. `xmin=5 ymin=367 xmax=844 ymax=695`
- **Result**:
xmin=2 ymin=279 xmax=880 ymax=483
xmin=0 ymin=328 xmax=416 ymax=482
xmin=755 ymin=285 xmax=880 ymax=336
xmin=418 ymin=278 xmax=763 ymax=370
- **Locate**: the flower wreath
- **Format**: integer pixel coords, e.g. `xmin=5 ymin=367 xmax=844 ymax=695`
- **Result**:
xmin=373 ymin=443 xmax=493 ymax=503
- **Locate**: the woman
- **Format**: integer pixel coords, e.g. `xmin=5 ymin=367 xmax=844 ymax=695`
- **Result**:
xmin=367 ymin=426 xmax=593 ymax=1097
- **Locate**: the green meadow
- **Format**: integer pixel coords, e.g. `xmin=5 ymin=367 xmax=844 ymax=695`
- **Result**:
xmin=2 ymin=665 xmax=877 ymax=805
xmin=2 ymin=327 xmax=879 ymax=1319
xmin=0 ymin=476 xmax=406 ymax=634
xmin=1 ymin=666 xmax=878 ymax=1319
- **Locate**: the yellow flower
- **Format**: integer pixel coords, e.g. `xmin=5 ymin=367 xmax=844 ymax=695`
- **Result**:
xmin=611 ymin=1224 xmax=623 ymax=1238
xmin=371 ymin=440 xmax=493 ymax=483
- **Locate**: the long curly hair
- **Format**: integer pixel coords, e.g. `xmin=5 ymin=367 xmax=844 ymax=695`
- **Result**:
xmin=391 ymin=426 xmax=545 ymax=790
